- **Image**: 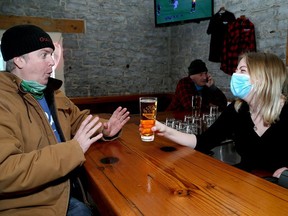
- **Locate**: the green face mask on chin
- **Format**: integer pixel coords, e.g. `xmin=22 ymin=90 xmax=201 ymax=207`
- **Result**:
xmin=21 ymin=80 xmax=47 ymax=100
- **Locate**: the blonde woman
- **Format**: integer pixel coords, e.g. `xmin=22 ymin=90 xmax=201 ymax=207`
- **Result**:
xmin=146 ymin=52 xmax=288 ymax=176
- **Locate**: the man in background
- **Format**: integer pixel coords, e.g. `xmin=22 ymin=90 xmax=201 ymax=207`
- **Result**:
xmin=167 ymin=59 xmax=227 ymax=112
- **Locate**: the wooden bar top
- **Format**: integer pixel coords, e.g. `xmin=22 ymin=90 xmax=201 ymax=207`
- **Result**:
xmin=84 ymin=122 xmax=288 ymax=215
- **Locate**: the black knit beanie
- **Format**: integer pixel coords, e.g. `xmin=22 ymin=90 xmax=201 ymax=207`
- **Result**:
xmin=188 ymin=59 xmax=208 ymax=75
xmin=1 ymin=24 xmax=55 ymax=61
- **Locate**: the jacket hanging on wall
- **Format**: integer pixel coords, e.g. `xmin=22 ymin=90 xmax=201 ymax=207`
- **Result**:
xmin=206 ymin=7 xmax=236 ymax=63
xmin=220 ymin=16 xmax=257 ymax=75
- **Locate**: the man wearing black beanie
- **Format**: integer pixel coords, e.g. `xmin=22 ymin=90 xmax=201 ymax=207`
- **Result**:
xmin=167 ymin=59 xmax=227 ymax=112
xmin=0 ymin=24 xmax=130 ymax=216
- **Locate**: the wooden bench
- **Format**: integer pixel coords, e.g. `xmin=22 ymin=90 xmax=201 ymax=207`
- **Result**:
xmin=69 ymin=93 xmax=174 ymax=114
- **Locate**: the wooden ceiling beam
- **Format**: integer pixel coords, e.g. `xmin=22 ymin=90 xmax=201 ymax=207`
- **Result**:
xmin=0 ymin=15 xmax=85 ymax=33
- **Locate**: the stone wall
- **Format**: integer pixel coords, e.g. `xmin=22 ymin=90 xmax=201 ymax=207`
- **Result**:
xmin=0 ymin=0 xmax=287 ymax=100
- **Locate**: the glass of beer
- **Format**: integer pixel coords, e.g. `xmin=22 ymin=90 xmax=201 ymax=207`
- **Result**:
xmin=139 ymin=97 xmax=157 ymax=142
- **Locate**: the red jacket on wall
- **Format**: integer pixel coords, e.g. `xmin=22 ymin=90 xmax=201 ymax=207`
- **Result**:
xmin=220 ymin=17 xmax=257 ymax=75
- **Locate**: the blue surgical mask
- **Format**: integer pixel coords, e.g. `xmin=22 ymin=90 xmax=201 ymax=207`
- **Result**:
xmin=230 ymin=73 xmax=252 ymax=99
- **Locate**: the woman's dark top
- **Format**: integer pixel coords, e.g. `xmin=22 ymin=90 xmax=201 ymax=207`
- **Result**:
xmin=195 ymin=101 xmax=288 ymax=173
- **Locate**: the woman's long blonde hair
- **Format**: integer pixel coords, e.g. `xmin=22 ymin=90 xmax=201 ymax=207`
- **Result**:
xmin=234 ymin=52 xmax=287 ymax=125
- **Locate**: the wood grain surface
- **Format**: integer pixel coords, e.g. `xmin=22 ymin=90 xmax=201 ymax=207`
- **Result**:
xmin=84 ymin=122 xmax=288 ymax=216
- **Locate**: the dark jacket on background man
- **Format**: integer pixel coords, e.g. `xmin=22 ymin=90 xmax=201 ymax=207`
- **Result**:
xmin=167 ymin=76 xmax=228 ymax=112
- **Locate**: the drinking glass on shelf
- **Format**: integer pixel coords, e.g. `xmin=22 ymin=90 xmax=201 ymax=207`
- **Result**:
xmin=165 ymin=118 xmax=175 ymax=128
xmin=179 ymin=121 xmax=189 ymax=133
xmin=202 ymin=114 xmax=214 ymax=130
xmin=192 ymin=116 xmax=202 ymax=135
xmin=187 ymin=122 xmax=201 ymax=135
xmin=184 ymin=115 xmax=193 ymax=124
xmin=192 ymin=95 xmax=202 ymax=117
xmin=139 ymin=97 xmax=157 ymax=142
xmin=210 ymin=105 xmax=219 ymax=120
xmin=172 ymin=120 xmax=182 ymax=131
xmin=186 ymin=124 xmax=194 ymax=134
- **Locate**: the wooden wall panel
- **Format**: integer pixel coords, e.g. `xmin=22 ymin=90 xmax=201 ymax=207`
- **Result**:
xmin=0 ymin=15 xmax=85 ymax=33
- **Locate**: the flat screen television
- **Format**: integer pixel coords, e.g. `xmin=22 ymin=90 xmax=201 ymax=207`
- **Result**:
xmin=154 ymin=0 xmax=214 ymax=27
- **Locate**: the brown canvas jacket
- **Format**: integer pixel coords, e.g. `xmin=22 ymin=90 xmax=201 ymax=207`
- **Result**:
xmin=0 ymin=72 xmax=106 ymax=215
